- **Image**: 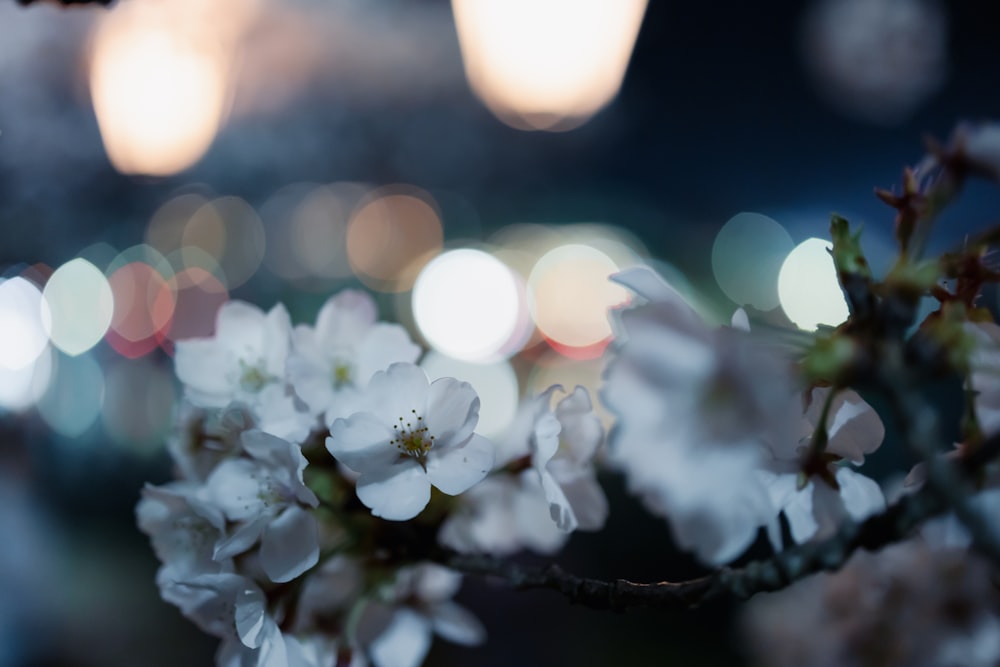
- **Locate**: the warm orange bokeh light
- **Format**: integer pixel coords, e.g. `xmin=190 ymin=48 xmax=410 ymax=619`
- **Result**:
xmin=346 ymin=188 xmax=444 ymax=292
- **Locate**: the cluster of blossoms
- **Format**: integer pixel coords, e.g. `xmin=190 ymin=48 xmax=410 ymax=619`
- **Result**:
xmin=138 ymin=290 xmax=607 ymax=666
xmin=139 ymin=122 xmax=1000 ymax=666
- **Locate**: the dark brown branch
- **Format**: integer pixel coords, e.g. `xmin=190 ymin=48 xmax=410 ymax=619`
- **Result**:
xmin=441 ymin=480 xmax=950 ymax=611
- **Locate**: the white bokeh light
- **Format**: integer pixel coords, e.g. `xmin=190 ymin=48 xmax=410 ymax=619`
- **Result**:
xmin=412 ymin=249 xmax=521 ymax=361
xmin=420 ymin=351 xmax=519 ymax=439
xmin=43 ymin=258 xmax=115 ymax=356
xmin=0 ymin=346 xmax=53 ymax=413
xmin=778 ymin=238 xmax=850 ymax=330
xmin=0 ymin=277 xmax=52 ymax=370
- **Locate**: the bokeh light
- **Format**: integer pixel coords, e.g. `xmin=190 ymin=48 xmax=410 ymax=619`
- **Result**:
xmin=0 ymin=346 xmax=53 ymax=413
xmin=420 ymin=351 xmax=519 ymax=439
xmin=88 ymin=0 xmax=245 ymax=176
xmin=43 ymin=258 xmax=114 ymax=356
xmin=413 ymin=249 xmax=521 ymax=361
xmin=0 ymin=277 xmax=51 ymax=371
xmin=146 ymin=194 xmax=266 ymax=290
xmin=262 ymin=183 xmax=347 ymax=286
xmin=712 ymin=212 xmax=795 ymax=311
xmin=528 ymin=243 xmax=629 ymax=357
xmin=452 ymin=0 xmax=648 ymax=130
xmin=800 ymin=0 xmax=947 ymax=125
xmin=777 ymin=237 xmax=850 ymax=330
xmin=289 ymin=183 xmax=366 ymax=281
xmin=37 ymin=352 xmax=104 ymax=438
xmin=161 ymin=267 xmax=228 ymax=351
xmin=105 ymin=247 xmax=177 ymax=358
xmin=347 ymin=186 xmax=444 ymax=292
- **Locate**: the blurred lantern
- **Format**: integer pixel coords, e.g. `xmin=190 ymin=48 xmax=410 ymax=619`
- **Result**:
xmin=88 ymin=0 xmax=258 ymax=175
xmin=451 ymin=0 xmax=648 ymax=131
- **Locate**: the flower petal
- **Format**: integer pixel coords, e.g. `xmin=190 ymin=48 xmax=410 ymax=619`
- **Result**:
xmin=314 ymin=289 xmax=377 ymax=347
xmin=425 ymin=377 xmax=479 ymax=448
xmin=538 ymin=468 xmax=577 ymax=532
xmin=355 ymin=323 xmax=422 ymax=384
xmin=367 ymin=363 xmax=430 ymax=424
xmin=327 ymin=412 xmax=397 ymax=473
xmin=369 ymin=608 xmax=432 ymax=667
xmin=425 ymin=434 xmax=494 ymax=496
xmin=555 ymin=471 xmax=608 ymax=532
xmin=430 ymin=601 xmax=486 ymax=646
xmin=174 ymin=339 xmax=234 ymax=407
xmin=553 ymin=386 xmax=603 ymax=463
xmin=260 ymin=506 xmax=320 ymax=583
xmin=204 ymin=459 xmax=268 ymax=521
xmin=356 ymin=460 xmax=431 ymax=521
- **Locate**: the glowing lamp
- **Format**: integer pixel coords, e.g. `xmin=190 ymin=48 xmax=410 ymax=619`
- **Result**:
xmin=451 ymin=0 xmax=648 ymax=131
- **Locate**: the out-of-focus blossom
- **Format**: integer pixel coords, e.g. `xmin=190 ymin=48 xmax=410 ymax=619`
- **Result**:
xmin=439 ymin=384 xmax=606 ymax=555
xmin=761 ymin=388 xmax=886 ymax=547
xmin=202 ymin=430 xmax=319 ymax=583
xmin=175 ymin=301 xmax=314 ymax=442
xmin=327 ymin=363 xmax=494 ymax=521
xmin=355 ymin=564 xmax=484 ymax=667
xmin=743 ymin=538 xmax=1000 ymax=667
xmin=603 ymin=266 xmax=795 ymax=564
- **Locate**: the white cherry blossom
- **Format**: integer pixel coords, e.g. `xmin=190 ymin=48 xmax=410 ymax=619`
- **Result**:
xmin=355 ymin=564 xmax=484 ymax=667
xmin=201 ymin=430 xmax=320 ymax=583
xmin=287 ymin=290 xmax=421 ymax=421
xmin=174 ymin=301 xmax=314 ymax=442
xmin=603 ymin=266 xmax=792 ymax=564
xmin=327 ymin=363 xmax=495 ymax=521
xmin=761 ymin=387 xmax=886 ymax=546
xmin=137 ymin=481 xmax=231 ymax=583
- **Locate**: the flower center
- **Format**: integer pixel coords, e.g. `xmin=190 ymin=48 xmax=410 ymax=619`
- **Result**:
xmin=239 ymin=359 xmax=273 ymax=393
xmin=391 ymin=409 xmax=435 ymax=458
xmin=331 ymin=361 xmax=353 ymax=390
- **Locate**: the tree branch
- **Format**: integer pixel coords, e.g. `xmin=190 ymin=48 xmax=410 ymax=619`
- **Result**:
xmin=441 ymin=479 xmax=950 ymax=611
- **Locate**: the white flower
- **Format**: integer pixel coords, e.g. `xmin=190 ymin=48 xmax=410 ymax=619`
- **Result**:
xmin=356 ymin=564 xmax=484 ymax=667
xmin=201 ymin=430 xmax=320 ymax=583
xmin=326 ymin=363 xmax=495 ymax=521
xmin=761 ymin=387 xmax=886 ymax=546
xmin=531 ymin=385 xmax=607 ymax=532
xmin=287 ymin=290 xmax=421 ymax=420
xmin=438 ymin=473 xmax=567 ymax=556
xmin=136 ymin=481 xmax=231 ymax=583
xmin=439 ymin=383 xmax=605 ymax=555
xmin=176 ymin=301 xmax=291 ymax=408
xmin=175 ymin=301 xmax=313 ymax=442
xmin=602 ymin=266 xmax=791 ymax=564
